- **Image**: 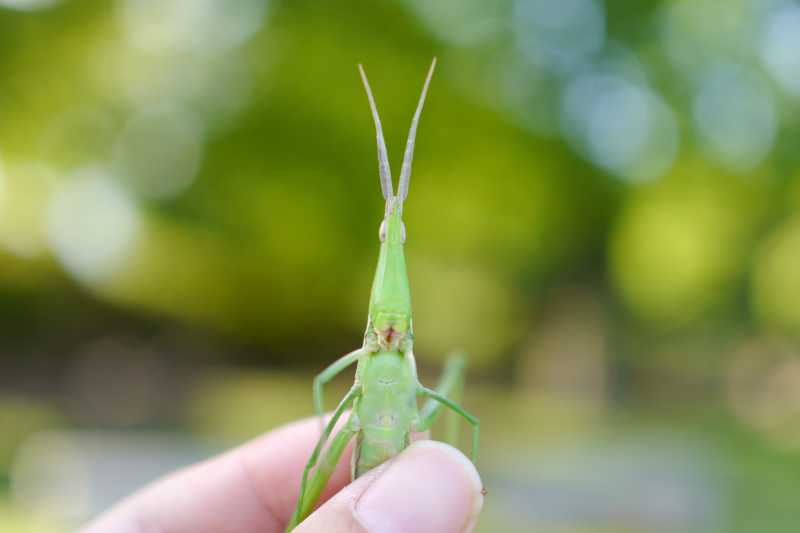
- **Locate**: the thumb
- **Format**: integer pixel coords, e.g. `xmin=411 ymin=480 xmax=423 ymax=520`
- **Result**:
xmin=293 ymin=440 xmax=484 ymax=533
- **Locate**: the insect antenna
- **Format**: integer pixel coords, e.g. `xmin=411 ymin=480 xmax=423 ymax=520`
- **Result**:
xmin=397 ymin=57 xmax=437 ymax=207
xmin=358 ymin=64 xmax=394 ymax=202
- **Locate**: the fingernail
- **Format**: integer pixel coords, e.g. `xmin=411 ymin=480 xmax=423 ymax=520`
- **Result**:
xmin=354 ymin=441 xmax=484 ymax=533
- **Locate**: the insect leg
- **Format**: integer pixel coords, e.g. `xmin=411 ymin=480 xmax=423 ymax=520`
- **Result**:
xmin=286 ymin=413 xmax=359 ymax=532
xmin=418 ymin=352 xmax=465 ymax=426
xmin=287 ymin=385 xmax=360 ymax=531
xmin=417 ymin=384 xmax=479 ymax=463
xmin=313 ymin=348 xmax=363 ymax=419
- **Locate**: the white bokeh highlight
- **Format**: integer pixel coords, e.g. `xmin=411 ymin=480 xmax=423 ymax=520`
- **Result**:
xmin=47 ymin=168 xmax=141 ymax=284
xmin=0 ymin=154 xmax=5 ymax=212
xmin=112 ymin=104 xmax=204 ymax=199
xmin=514 ymin=0 xmax=606 ymax=76
xmin=693 ymin=62 xmax=776 ymax=172
xmin=117 ymin=0 xmax=268 ymax=55
xmin=561 ymin=72 xmax=679 ymax=182
xmin=402 ymin=0 xmax=504 ymax=46
xmin=0 ymin=0 xmax=58 ymax=10
xmin=760 ymin=4 xmax=800 ymax=96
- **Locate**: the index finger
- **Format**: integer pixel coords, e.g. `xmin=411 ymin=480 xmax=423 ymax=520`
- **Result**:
xmin=81 ymin=415 xmax=355 ymax=533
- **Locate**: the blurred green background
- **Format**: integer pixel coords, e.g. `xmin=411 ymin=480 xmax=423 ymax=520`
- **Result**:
xmin=2 ymin=0 xmax=800 ymax=531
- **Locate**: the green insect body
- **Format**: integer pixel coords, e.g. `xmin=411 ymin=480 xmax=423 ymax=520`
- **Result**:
xmin=354 ymin=348 xmax=416 ymax=477
xmin=286 ymin=58 xmax=479 ymax=532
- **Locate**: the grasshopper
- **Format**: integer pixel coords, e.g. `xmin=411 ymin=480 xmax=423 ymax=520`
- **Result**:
xmin=286 ymin=58 xmax=479 ymax=531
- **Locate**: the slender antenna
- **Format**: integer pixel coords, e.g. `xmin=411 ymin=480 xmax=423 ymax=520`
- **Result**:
xmin=358 ymin=64 xmax=394 ymax=201
xmin=398 ymin=57 xmax=437 ymax=204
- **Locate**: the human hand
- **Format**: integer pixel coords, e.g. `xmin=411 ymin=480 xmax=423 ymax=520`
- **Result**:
xmin=81 ymin=416 xmax=484 ymax=533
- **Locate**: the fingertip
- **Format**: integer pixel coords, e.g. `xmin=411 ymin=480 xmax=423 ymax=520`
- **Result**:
xmin=407 ymin=440 xmax=483 ymax=492
xmin=354 ymin=440 xmax=484 ymax=533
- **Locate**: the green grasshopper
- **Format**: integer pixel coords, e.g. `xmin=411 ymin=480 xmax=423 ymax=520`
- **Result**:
xmin=285 ymin=58 xmax=480 ymax=531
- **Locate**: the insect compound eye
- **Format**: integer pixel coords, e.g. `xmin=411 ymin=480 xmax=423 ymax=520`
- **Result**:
xmin=379 ymin=219 xmax=387 ymax=242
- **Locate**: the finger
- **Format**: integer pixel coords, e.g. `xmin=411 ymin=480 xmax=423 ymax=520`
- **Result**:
xmin=294 ymin=440 xmax=484 ymax=533
xmin=81 ymin=415 xmax=356 ymax=533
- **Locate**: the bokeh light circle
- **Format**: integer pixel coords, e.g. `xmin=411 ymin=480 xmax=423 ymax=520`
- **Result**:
xmin=0 ymin=0 xmax=58 ymax=11
xmin=692 ymin=62 xmax=776 ymax=172
xmin=112 ymin=104 xmax=204 ymax=199
xmin=760 ymin=4 xmax=800 ymax=96
xmin=561 ymin=72 xmax=678 ymax=182
xmin=46 ymin=167 xmax=141 ymax=285
xmin=513 ymin=0 xmax=606 ymax=76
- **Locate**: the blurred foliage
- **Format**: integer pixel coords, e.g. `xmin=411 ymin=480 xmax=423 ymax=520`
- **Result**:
xmin=1 ymin=0 xmax=800 ymax=530
xmin=0 ymin=500 xmax=60 ymax=533
xmin=0 ymin=0 xmax=618 ymax=370
xmin=0 ymin=398 xmax=63 ymax=473
xmin=0 ymin=0 xmax=796 ymax=371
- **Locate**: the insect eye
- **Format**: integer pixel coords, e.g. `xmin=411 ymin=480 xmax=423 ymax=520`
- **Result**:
xmin=379 ymin=220 xmax=387 ymax=242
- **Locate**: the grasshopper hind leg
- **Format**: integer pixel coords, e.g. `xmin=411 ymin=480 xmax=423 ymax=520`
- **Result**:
xmin=418 ymin=352 xmax=465 ymax=438
xmin=415 ymin=352 xmax=479 ymax=462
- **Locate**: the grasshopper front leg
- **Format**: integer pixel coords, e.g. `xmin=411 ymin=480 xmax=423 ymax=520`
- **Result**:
xmin=313 ymin=348 xmax=363 ymax=418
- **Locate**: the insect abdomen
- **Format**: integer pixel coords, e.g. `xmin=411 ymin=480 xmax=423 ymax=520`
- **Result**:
xmin=353 ymin=350 xmax=417 ymax=477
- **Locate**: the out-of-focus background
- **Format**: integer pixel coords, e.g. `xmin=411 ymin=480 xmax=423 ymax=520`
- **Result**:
xmin=1 ymin=0 xmax=800 ymax=531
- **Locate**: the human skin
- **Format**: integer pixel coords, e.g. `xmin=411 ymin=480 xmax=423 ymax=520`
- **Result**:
xmin=80 ymin=415 xmax=484 ymax=533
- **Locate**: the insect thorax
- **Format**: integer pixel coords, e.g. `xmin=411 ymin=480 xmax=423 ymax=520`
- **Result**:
xmin=364 ymin=314 xmax=413 ymax=353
